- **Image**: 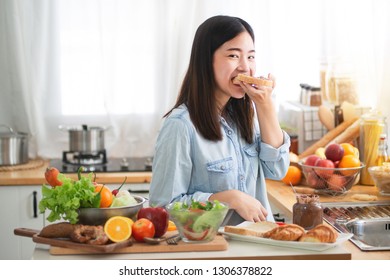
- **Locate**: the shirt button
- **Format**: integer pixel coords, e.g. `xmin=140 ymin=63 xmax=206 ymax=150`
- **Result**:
xmin=228 ymin=130 xmax=232 ymax=135
xmin=221 ymin=165 xmax=225 ymax=170
xmin=240 ymin=175 xmax=244 ymax=181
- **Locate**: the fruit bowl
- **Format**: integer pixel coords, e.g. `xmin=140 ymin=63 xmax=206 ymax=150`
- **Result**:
xmin=166 ymin=200 xmax=229 ymax=243
xmin=78 ymin=195 xmax=147 ymax=225
xmin=298 ymin=161 xmax=364 ymax=195
xmin=368 ymin=164 xmax=390 ymax=196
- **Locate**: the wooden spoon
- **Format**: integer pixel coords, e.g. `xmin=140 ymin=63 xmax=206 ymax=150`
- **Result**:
xmin=318 ymin=105 xmax=335 ymax=131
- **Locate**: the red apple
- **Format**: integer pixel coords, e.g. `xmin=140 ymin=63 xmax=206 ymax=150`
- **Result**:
xmin=315 ymin=159 xmax=335 ymax=178
xmin=305 ymin=155 xmax=321 ymax=166
xmin=327 ymin=174 xmax=346 ymax=192
xmin=137 ymin=207 xmax=169 ymax=238
xmin=306 ymin=171 xmax=324 ymax=188
xmin=325 ymin=143 xmax=344 ymax=162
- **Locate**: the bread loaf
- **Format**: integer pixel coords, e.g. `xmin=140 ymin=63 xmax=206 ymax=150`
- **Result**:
xmin=327 ymin=118 xmax=360 ymax=146
xmin=39 ymin=222 xmax=76 ymax=238
xmin=224 ymin=221 xmax=278 ymax=237
xmin=234 ymin=74 xmax=273 ymax=87
xmin=299 ymin=117 xmax=359 ymax=159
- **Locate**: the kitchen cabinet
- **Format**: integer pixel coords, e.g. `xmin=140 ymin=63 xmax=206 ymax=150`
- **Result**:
xmin=0 ymin=185 xmax=45 ymax=260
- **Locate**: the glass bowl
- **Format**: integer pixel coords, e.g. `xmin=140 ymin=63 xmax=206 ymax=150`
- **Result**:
xmin=166 ymin=200 xmax=229 ymax=243
xmin=298 ymin=162 xmax=364 ymax=195
xmin=78 ymin=195 xmax=146 ymax=225
xmin=368 ymin=164 xmax=390 ymax=196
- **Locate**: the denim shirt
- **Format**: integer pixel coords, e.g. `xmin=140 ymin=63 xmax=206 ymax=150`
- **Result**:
xmin=149 ymin=104 xmax=290 ymax=221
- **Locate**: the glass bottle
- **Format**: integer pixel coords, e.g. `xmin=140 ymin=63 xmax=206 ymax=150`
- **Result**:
xmin=293 ymin=194 xmax=323 ymax=230
xmin=359 ymin=111 xmax=387 ymax=185
xmin=375 ymin=134 xmax=389 ymax=166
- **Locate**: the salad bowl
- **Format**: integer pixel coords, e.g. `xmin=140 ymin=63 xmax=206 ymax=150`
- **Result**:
xmin=166 ymin=200 xmax=229 ymax=243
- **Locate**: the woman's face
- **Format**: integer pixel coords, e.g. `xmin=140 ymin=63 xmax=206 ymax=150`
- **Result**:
xmin=213 ymin=31 xmax=256 ymax=107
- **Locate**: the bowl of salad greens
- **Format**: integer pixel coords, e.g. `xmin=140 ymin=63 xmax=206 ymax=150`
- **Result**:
xmin=166 ymin=200 xmax=229 ymax=243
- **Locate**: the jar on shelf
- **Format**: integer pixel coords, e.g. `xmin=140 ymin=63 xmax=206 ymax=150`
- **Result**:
xmin=359 ymin=111 xmax=387 ymax=185
xmin=292 ymin=194 xmax=323 ymax=230
xmin=309 ymin=86 xmax=322 ymax=106
xmin=325 ymin=61 xmax=358 ymax=105
xmin=320 ymin=61 xmax=328 ymax=102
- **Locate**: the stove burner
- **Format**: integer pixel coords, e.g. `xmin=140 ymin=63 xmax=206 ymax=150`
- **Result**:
xmin=50 ymin=157 xmax=152 ymax=173
xmin=63 ymin=150 xmax=107 ymax=165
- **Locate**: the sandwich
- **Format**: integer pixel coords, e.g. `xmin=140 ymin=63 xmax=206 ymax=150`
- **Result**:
xmin=233 ymin=74 xmax=274 ymax=87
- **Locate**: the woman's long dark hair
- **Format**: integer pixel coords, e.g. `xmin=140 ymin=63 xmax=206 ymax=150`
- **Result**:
xmin=165 ymin=15 xmax=255 ymax=143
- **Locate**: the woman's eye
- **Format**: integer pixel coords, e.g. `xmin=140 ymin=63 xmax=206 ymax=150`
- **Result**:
xmin=248 ymin=55 xmax=255 ymax=60
xmin=229 ymin=54 xmax=239 ymax=58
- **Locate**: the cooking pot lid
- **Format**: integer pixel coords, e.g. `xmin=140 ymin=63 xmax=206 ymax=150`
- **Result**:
xmin=0 ymin=125 xmax=28 ymax=137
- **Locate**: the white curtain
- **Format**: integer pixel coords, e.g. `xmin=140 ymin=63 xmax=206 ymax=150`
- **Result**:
xmin=0 ymin=0 xmax=389 ymax=160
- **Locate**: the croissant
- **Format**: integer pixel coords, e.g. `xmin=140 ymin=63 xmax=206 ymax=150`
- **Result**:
xmin=263 ymin=224 xmax=305 ymax=241
xmin=299 ymin=224 xmax=339 ymax=243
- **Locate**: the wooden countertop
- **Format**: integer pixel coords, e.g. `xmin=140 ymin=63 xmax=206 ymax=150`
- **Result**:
xmin=0 ymin=159 xmax=152 ymax=186
xmin=266 ymin=179 xmax=390 ymax=260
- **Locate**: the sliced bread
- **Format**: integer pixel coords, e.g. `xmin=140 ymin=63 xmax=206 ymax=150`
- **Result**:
xmin=224 ymin=221 xmax=278 ymax=237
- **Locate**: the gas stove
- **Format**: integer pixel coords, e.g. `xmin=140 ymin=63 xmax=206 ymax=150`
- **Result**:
xmin=49 ymin=157 xmax=153 ymax=173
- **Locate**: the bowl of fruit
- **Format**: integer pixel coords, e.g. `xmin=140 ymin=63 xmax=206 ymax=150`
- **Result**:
xmin=166 ymin=200 xmax=229 ymax=243
xmin=78 ymin=190 xmax=147 ymax=225
xmin=298 ymin=143 xmax=364 ymax=195
xmin=40 ymin=168 xmax=147 ymax=225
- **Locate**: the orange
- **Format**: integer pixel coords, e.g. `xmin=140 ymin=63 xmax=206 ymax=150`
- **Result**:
xmin=281 ymin=165 xmax=302 ymax=186
xmin=338 ymin=155 xmax=361 ymax=176
xmin=95 ymin=184 xmax=113 ymax=208
xmin=340 ymin=143 xmax=357 ymax=157
xmin=104 ymin=216 xmax=132 ymax=243
xmin=167 ymin=220 xmax=177 ymax=231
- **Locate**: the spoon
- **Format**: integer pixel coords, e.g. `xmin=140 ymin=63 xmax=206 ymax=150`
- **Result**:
xmin=290 ymin=182 xmax=298 ymax=197
xmin=143 ymin=236 xmax=168 ymax=245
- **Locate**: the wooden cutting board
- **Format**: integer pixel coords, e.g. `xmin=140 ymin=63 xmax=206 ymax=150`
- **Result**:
xmin=14 ymin=228 xmax=228 ymax=255
xmin=50 ymin=235 xmax=228 ymax=255
xmin=14 ymin=228 xmax=133 ymax=253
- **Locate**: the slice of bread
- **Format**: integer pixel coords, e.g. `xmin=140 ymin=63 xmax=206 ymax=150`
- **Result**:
xmin=234 ymin=74 xmax=274 ymax=87
xmin=224 ymin=221 xmax=278 ymax=237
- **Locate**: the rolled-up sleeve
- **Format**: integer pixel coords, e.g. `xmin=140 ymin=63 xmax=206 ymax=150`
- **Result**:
xmin=259 ymin=130 xmax=291 ymax=180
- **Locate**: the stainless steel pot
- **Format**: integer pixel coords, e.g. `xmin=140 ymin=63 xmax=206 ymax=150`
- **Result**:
xmin=59 ymin=124 xmax=108 ymax=153
xmin=0 ymin=125 xmax=29 ymax=166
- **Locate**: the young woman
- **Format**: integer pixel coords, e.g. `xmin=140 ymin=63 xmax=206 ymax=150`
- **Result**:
xmin=149 ymin=15 xmax=290 ymax=222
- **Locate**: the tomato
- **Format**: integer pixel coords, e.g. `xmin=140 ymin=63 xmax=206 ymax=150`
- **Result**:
xmin=44 ymin=167 xmax=62 ymax=188
xmin=131 ymin=218 xmax=155 ymax=242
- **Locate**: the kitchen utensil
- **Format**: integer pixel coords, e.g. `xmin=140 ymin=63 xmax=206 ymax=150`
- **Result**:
xmin=0 ymin=124 xmax=29 ymax=166
xmin=59 ymin=124 xmax=109 ymax=153
xmin=318 ymin=105 xmax=335 ymax=131
xmin=78 ymin=195 xmax=147 ymax=225
xmin=143 ymin=234 xmax=180 ymax=245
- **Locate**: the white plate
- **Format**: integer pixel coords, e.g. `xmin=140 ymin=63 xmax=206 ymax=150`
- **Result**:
xmin=219 ymin=222 xmax=353 ymax=252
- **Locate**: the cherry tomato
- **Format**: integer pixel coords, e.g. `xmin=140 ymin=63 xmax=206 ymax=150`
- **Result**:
xmin=131 ymin=218 xmax=155 ymax=242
